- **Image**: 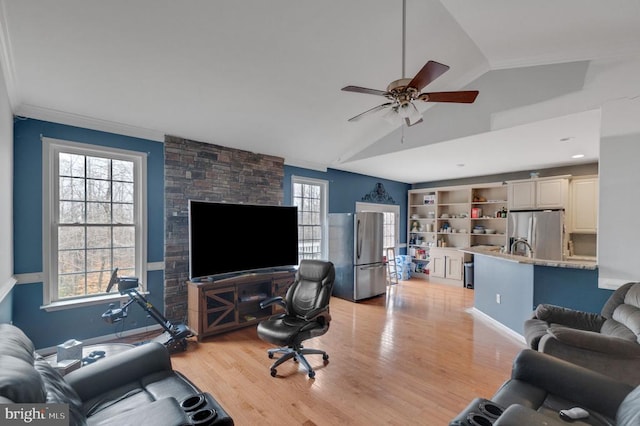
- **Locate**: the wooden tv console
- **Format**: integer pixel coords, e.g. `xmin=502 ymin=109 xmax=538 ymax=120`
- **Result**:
xmin=187 ymin=270 xmax=296 ymax=340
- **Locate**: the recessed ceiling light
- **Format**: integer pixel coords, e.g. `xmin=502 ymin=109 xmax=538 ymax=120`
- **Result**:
xmin=571 ymin=154 xmax=585 ymax=159
xmin=456 ymin=163 xmax=465 ymax=167
xmin=560 ymin=137 xmax=574 ymax=142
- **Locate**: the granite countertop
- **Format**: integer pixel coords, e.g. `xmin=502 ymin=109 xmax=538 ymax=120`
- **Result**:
xmin=461 ymin=246 xmax=598 ymax=270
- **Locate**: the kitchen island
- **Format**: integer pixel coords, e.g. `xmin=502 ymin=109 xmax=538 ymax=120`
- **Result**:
xmin=462 ymin=247 xmax=611 ymax=337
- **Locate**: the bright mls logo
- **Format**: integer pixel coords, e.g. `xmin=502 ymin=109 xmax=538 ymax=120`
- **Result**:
xmin=2 ymin=404 xmax=68 ymax=425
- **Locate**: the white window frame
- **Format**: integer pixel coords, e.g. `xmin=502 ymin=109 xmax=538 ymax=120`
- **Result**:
xmin=42 ymin=137 xmax=147 ymax=309
xmin=356 ymin=202 xmax=400 ymax=254
xmin=292 ymin=176 xmax=329 ymax=260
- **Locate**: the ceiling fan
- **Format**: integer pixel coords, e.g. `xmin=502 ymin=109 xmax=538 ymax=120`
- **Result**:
xmin=341 ymin=1 xmax=479 ymax=127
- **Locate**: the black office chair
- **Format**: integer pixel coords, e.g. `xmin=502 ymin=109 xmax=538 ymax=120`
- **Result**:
xmin=257 ymin=260 xmax=335 ymax=378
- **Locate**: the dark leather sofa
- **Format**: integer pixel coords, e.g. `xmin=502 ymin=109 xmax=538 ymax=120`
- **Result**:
xmin=451 ymin=349 xmax=640 ymax=426
xmin=0 ymin=323 xmax=233 ymax=426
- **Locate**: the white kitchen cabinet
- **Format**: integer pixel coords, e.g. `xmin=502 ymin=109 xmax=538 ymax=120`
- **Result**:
xmin=508 ymin=177 xmax=569 ymax=210
xmin=429 ymin=248 xmax=470 ymax=283
xmin=508 ymin=181 xmax=536 ymax=210
xmin=569 ymin=177 xmax=598 ymax=233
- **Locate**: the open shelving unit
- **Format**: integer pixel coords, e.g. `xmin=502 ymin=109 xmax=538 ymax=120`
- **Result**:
xmin=408 ymin=182 xmax=508 ymax=282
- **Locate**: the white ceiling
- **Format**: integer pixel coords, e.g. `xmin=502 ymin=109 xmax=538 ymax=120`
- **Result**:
xmin=1 ymin=0 xmax=639 ymax=183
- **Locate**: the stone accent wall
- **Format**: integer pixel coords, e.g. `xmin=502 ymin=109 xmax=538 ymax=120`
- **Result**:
xmin=164 ymin=135 xmax=284 ymax=322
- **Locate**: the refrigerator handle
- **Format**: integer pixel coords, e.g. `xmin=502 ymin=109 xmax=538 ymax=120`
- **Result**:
xmin=529 ymin=215 xmax=536 ymax=254
xmin=359 ymin=264 xmax=385 ymax=271
xmin=356 ymin=218 xmax=361 ymax=261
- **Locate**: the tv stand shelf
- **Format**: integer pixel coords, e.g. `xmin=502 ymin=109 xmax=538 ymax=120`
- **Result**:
xmin=187 ymin=270 xmax=296 ymax=340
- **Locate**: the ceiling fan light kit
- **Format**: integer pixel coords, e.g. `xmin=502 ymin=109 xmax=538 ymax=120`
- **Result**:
xmin=341 ymin=1 xmax=479 ymax=128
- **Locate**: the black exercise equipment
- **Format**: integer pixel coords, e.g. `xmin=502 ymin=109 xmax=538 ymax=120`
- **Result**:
xmin=102 ymin=268 xmax=193 ymax=352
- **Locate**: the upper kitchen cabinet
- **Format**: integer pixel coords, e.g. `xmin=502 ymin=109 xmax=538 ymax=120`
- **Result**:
xmin=569 ymin=176 xmax=598 ymax=233
xmin=508 ymin=177 xmax=569 ymax=210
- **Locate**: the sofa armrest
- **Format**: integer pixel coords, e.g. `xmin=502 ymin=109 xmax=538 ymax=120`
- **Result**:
xmin=523 ymin=318 xmax=550 ymax=350
xmin=509 ymin=350 xmax=633 ymax=418
xmin=533 ymin=304 xmax=605 ymax=332
xmin=65 ymin=342 xmax=172 ymax=401
xmin=493 ymin=405 xmax=566 ymax=426
xmin=546 ymin=326 xmax=640 ymax=357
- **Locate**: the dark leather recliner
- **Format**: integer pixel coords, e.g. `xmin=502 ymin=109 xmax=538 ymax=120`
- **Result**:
xmin=0 ymin=323 xmax=233 ymax=426
xmin=451 ymin=349 xmax=640 ymax=426
xmin=257 ymin=259 xmax=335 ymax=379
xmin=524 ymin=281 xmax=640 ymax=386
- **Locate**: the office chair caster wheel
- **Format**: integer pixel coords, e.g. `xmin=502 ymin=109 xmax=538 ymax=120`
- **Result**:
xmin=308 ymin=371 xmax=315 ymax=379
xmin=270 ymin=368 xmax=277 ymax=377
xmin=322 ymin=354 xmax=329 ymax=361
xmin=268 ymin=353 xmax=274 ymax=359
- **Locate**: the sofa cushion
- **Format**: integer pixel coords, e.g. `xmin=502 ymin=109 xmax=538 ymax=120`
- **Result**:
xmin=33 ymin=360 xmax=86 ymax=426
xmin=0 ymin=355 xmax=46 ymax=403
xmin=0 ymin=323 xmax=36 ymax=364
xmin=617 ymin=385 xmax=640 ymax=426
xmin=601 ymin=318 xmax=637 ymax=341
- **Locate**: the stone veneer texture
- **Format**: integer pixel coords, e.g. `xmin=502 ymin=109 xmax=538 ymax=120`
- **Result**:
xmin=164 ymin=135 xmax=284 ymax=322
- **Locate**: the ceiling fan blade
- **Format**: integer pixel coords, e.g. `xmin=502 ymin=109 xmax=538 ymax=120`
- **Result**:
xmin=405 ymin=117 xmax=423 ymax=127
xmin=342 ymin=86 xmax=388 ymax=97
xmin=347 ymin=103 xmax=393 ymax=122
xmin=406 ymin=61 xmax=450 ymax=91
xmin=419 ymin=91 xmax=479 ymax=103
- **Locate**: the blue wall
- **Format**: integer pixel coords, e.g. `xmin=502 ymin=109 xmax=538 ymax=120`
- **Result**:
xmin=533 ymin=266 xmax=612 ymax=313
xmin=10 ymin=120 xmax=410 ymax=348
xmin=474 ymin=254 xmax=613 ymax=335
xmin=284 ymin=166 xmax=410 ymax=250
xmin=13 ymin=118 xmax=165 ymax=349
xmin=474 ymin=255 xmax=535 ymax=335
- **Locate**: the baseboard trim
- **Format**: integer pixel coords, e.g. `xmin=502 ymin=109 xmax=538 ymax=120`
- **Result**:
xmin=466 ymin=307 xmax=527 ymax=345
xmin=36 ymin=324 xmax=163 ymax=355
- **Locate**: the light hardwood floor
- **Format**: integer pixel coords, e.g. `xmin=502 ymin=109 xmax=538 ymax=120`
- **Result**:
xmin=169 ymin=279 xmax=526 ymax=425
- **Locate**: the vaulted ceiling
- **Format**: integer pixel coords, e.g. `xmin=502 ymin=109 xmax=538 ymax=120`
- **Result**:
xmin=1 ymin=1 xmax=639 ymax=183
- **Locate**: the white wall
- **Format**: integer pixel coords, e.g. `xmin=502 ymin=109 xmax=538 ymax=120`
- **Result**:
xmin=598 ymin=133 xmax=640 ymax=289
xmin=0 ymin=63 xmax=14 ymax=301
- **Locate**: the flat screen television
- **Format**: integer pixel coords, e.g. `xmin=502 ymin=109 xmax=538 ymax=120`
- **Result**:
xmin=188 ymin=200 xmax=298 ymax=279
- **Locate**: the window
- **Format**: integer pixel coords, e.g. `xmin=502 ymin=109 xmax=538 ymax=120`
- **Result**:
xmin=292 ymin=176 xmax=328 ymax=261
xmin=43 ymin=138 xmax=147 ymax=306
xmin=356 ymin=202 xmax=400 ymax=256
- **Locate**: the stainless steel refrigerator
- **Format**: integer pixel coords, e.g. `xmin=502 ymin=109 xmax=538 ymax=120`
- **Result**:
xmin=328 ymin=212 xmax=386 ymax=301
xmin=507 ymin=210 xmax=565 ymax=260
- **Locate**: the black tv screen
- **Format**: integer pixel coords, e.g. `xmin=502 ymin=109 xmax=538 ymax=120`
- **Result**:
xmin=188 ymin=200 xmax=298 ymax=279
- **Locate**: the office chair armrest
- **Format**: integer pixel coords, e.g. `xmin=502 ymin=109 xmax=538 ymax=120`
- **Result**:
xmin=301 ymin=306 xmax=330 ymax=322
xmin=260 ymin=296 xmax=286 ymax=309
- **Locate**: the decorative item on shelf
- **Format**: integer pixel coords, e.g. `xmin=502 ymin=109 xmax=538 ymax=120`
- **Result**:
xmin=428 ymin=211 xmax=436 ymax=218
xmin=473 ymin=225 xmax=485 ymax=234
xmin=471 ymin=207 xmax=482 ymax=218
xmin=473 ymin=194 xmax=487 ymax=202
xmin=423 ymin=194 xmax=436 ymax=204
xmin=411 ymin=221 xmax=420 ymax=232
